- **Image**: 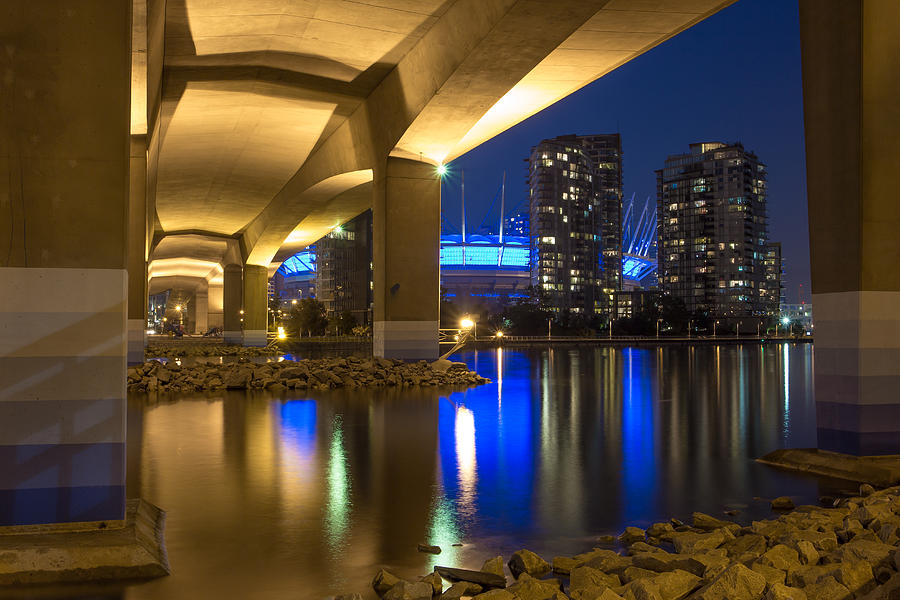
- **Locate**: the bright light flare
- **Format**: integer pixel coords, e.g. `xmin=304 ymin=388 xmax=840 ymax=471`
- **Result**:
xmin=495 ymin=331 xmax=504 ymax=338
xmin=437 ymin=163 xmax=448 ymax=177
xmin=781 ymin=317 xmax=790 ymax=325
xmin=460 ymin=318 xmax=475 ymax=330
xmin=277 ymin=326 xmax=286 ymax=340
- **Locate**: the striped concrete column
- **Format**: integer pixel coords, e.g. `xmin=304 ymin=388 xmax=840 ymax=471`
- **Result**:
xmin=0 ymin=1 xmax=131 ymax=524
xmin=801 ymin=1 xmax=900 ymax=454
xmin=243 ymin=264 xmax=268 ymax=347
xmin=0 ymin=270 xmax=127 ymax=525
xmin=223 ymin=264 xmax=243 ymax=345
xmin=372 ymin=157 xmax=440 ymax=360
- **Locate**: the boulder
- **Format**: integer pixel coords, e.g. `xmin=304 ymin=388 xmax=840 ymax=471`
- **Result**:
xmin=648 ymin=569 xmax=701 ymax=600
xmin=671 ymin=529 xmax=728 ymax=554
xmin=772 ymin=497 xmax=796 ymax=511
xmin=334 ymin=594 xmax=365 ymax=600
xmin=693 ymin=512 xmax=740 ymax=534
xmin=723 ymin=534 xmax=768 ymax=562
xmin=441 ymin=581 xmax=483 ymax=599
xmin=419 ymin=571 xmax=443 ymax=595
xmin=622 ymin=567 xmax=659 ymax=583
xmin=506 ymin=573 xmax=566 ymax=600
xmin=799 ymin=576 xmax=851 ymax=600
xmin=435 ymin=566 xmax=505 ymax=589
xmin=860 ymin=484 xmax=876 ymax=497
xmin=795 ymin=540 xmax=819 ymax=566
xmin=757 ymin=544 xmax=802 ymax=575
xmin=551 ymin=555 xmax=578 ymax=575
xmin=383 ymin=581 xmax=432 ymax=600
xmin=764 ymin=583 xmax=807 ymax=600
xmin=692 ymin=563 xmax=767 ymax=600
xmin=648 ymin=523 xmax=675 ymax=539
xmin=373 ymin=569 xmax=403 ymax=596
xmin=620 ymin=527 xmax=647 ymax=545
xmin=473 ymin=591 xmax=514 ymax=600
xmin=570 ymin=565 xmax=621 ymax=593
xmin=508 ymin=549 xmax=551 ymax=579
xmin=417 ymin=543 xmax=441 ymax=554
xmin=857 ymin=572 xmax=900 ymax=600
xmin=481 ymin=556 xmax=505 ymax=577
xmin=750 ymin=563 xmax=786 ymax=588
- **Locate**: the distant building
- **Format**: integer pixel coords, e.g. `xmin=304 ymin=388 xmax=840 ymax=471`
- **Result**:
xmin=615 ymin=289 xmax=660 ymax=320
xmin=781 ymin=303 xmax=813 ymax=335
xmin=503 ymin=209 xmax=529 ymax=237
xmin=656 ymin=142 xmax=774 ymax=322
xmin=315 ymin=210 xmax=373 ymax=324
xmin=274 ymin=248 xmax=316 ymax=303
xmin=763 ymin=242 xmax=784 ymax=315
xmin=528 ymin=133 xmax=622 ymax=318
xmin=440 ymin=234 xmax=531 ymax=309
xmin=621 ymin=195 xmax=658 ymax=290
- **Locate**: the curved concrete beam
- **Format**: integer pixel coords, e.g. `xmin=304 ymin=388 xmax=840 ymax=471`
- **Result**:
xmin=244 ymin=169 xmax=373 ymax=267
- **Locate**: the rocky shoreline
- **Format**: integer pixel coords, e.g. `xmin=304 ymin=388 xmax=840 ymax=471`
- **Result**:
xmin=347 ymin=485 xmax=900 ymax=600
xmin=127 ymin=357 xmax=490 ymax=393
xmin=146 ymin=343 xmax=280 ymax=358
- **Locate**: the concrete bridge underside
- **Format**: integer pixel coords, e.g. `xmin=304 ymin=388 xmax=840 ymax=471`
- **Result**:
xmin=0 ymin=0 xmax=899 ymax=533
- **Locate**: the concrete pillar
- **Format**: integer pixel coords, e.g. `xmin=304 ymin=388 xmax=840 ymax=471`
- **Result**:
xmin=243 ymin=264 xmax=268 ymax=347
xmin=800 ymin=0 xmax=900 ymax=454
xmin=208 ymin=284 xmax=224 ymax=329
xmin=127 ymin=135 xmax=148 ymax=364
xmin=195 ymin=290 xmax=209 ymax=334
xmin=0 ymin=2 xmax=130 ymax=525
xmin=223 ymin=264 xmax=242 ymax=344
xmin=372 ymin=158 xmax=440 ymax=360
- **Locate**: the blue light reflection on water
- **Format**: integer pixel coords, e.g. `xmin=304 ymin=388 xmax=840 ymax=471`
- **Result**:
xmin=125 ymin=343 xmax=834 ymax=600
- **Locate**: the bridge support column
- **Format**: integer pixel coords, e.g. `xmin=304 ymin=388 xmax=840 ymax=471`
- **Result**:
xmin=242 ymin=265 xmax=268 ymax=347
xmin=0 ymin=2 xmax=130 ymax=525
xmin=127 ymin=135 xmax=148 ymax=365
xmin=801 ymin=0 xmax=900 ymax=454
xmin=194 ymin=290 xmax=208 ymax=335
xmin=223 ymin=264 xmax=242 ymax=344
xmin=373 ymin=157 xmax=440 ymax=360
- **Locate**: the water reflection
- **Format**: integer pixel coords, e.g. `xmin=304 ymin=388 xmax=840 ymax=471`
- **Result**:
xmin=113 ymin=343 xmax=836 ymax=600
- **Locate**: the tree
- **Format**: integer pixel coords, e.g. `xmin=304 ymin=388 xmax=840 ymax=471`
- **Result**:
xmin=288 ymin=298 xmax=327 ymax=337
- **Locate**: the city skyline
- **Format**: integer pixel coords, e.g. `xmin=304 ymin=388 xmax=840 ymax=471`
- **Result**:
xmin=441 ymin=0 xmax=809 ymax=303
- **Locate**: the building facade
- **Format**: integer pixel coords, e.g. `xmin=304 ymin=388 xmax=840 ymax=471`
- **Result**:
xmin=528 ymin=134 xmax=622 ymax=319
xmin=315 ymin=210 xmax=373 ymax=324
xmin=763 ymin=242 xmax=784 ymax=315
xmin=656 ymin=142 xmax=772 ymax=321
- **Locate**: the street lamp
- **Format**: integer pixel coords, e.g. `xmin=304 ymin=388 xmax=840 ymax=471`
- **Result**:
xmin=714 ymin=320 xmax=719 ymax=337
xmin=737 ymin=321 xmax=742 ymax=338
xmin=688 ymin=320 xmax=693 ymax=339
xmin=656 ymin=318 xmax=663 ymax=339
xmin=757 ymin=322 xmax=761 ymax=337
xmin=460 ymin=316 xmax=475 ymax=341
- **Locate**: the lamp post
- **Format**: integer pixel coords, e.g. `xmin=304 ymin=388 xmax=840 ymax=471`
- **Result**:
xmin=688 ymin=320 xmax=693 ymax=339
xmin=714 ymin=320 xmax=719 ymax=338
xmin=548 ymin=318 xmax=552 ymax=340
xmin=656 ymin=318 xmax=662 ymax=339
xmin=757 ymin=322 xmax=761 ymax=337
xmin=737 ymin=321 xmax=741 ymax=338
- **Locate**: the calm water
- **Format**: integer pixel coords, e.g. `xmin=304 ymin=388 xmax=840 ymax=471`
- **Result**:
xmin=35 ymin=343 xmax=846 ymax=600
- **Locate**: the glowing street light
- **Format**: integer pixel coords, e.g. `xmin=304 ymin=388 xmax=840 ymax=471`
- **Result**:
xmin=781 ymin=316 xmax=790 ymax=325
xmin=495 ymin=331 xmax=504 ymax=338
xmin=175 ymin=305 xmax=182 ymax=311
xmin=291 ymin=299 xmax=298 ymax=305
xmin=460 ymin=317 xmax=475 ymax=330
xmin=277 ymin=326 xmax=286 ymax=340
xmin=436 ymin=163 xmax=448 ymax=177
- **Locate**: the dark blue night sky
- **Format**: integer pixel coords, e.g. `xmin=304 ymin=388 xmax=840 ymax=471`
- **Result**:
xmin=441 ymin=0 xmax=810 ymax=304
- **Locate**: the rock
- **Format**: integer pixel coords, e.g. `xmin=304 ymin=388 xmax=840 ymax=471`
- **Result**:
xmin=552 ymin=555 xmax=578 ymax=575
xmin=647 ymin=523 xmax=675 ymax=539
xmin=795 ymin=540 xmax=819 ymax=566
xmin=419 ymin=571 xmax=443 ymax=595
xmin=693 ymin=512 xmax=740 ymax=534
xmin=750 ymin=563 xmax=786 ymax=588
xmin=723 ymin=534 xmax=768 ymax=562
xmin=828 ymin=558 xmax=875 ymax=597
xmin=772 ymin=497 xmax=796 ymax=510
xmin=373 ymin=569 xmax=403 ymax=596
xmin=383 ymin=581 xmax=433 ymax=600
xmin=472 ymin=590 xmax=515 ymax=600
xmin=764 ymin=583 xmax=807 ymax=600
xmin=481 ymin=556 xmax=505 ymax=577
xmin=692 ymin=563 xmax=767 ymax=600
xmin=580 ymin=549 xmax=633 ymax=575
xmin=619 ymin=527 xmax=647 ymax=545
xmin=628 ymin=542 xmax=667 ymax=556
xmin=781 ymin=529 xmax=839 ymax=553
xmin=671 ymin=529 xmax=728 ymax=554
xmin=800 ymin=576 xmax=851 ymax=600
xmin=417 ymin=543 xmax=441 ymax=554
xmin=623 ymin=567 xmax=659 ymax=583
xmin=830 ymin=539 xmax=896 ymax=572
xmin=508 ymin=549 xmax=551 ymax=579
xmin=430 ymin=359 xmax=453 ymax=373
xmin=857 ymin=572 xmax=900 ymax=600
xmin=598 ymin=535 xmax=618 ymax=545
xmin=649 ymin=569 xmax=702 ymax=600
xmin=434 ymin=566 xmax=506 ymax=589
xmin=334 ymin=594 xmax=365 ymax=600
xmin=757 ymin=544 xmax=802 ymax=575
xmin=506 ymin=573 xmax=566 ymax=600
xmin=441 ymin=581 xmax=483 ymax=599
xmin=860 ymin=484 xmax=876 ymax=497
xmin=570 ymin=565 xmax=621 ymax=593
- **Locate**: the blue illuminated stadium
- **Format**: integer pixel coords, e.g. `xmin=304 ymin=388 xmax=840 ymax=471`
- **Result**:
xmin=278 ymin=236 xmax=530 ymax=277
xmin=440 ymin=234 xmax=530 ymax=269
xmin=621 ymin=195 xmax=657 ymax=285
xmin=278 ymin=203 xmax=656 ymax=286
